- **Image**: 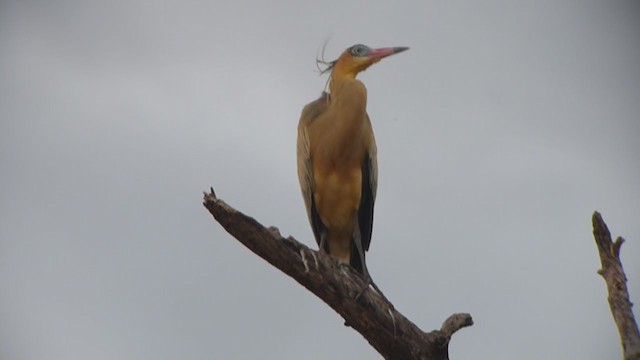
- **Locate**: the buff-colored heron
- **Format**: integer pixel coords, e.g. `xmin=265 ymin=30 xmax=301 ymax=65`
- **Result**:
xmin=297 ymin=44 xmax=408 ymax=287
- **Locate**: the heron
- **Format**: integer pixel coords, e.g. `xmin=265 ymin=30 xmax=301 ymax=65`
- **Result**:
xmin=296 ymin=43 xmax=408 ymax=287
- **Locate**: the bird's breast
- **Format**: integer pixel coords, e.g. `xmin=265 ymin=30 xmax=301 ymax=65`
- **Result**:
xmin=313 ymin=168 xmax=362 ymax=230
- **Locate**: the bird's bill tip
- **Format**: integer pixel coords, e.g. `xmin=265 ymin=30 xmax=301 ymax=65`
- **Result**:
xmin=391 ymin=46 xmax=410 ymax=53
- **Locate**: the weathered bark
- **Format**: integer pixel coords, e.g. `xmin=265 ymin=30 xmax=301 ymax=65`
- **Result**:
xmin=203 ymin=189 xmax=472 ymax=360
xmin=592 ymin=211 xmax=640 ymax=360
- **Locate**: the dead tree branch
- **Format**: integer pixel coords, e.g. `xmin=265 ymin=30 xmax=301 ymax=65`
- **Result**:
xmin=592 ymin=211 xmax=640 ymax=360
xmin=203 ymin=189 xmax=472 ymax=360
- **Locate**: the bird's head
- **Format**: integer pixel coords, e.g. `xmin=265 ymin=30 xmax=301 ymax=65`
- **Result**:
xmin=329 ymin=44 xmax=409 ymax=79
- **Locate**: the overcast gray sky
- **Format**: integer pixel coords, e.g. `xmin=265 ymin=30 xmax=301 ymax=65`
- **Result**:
xmin=1 ymin=1 xmax=639 ymax=359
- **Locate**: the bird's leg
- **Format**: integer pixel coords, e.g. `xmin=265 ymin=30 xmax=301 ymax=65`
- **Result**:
xmin=352 ymin=217 xmax=374 ymax=299
xmin=319 ymin=232 xmax=327 ymax=253
xmin=352 ymin=217 xmax=393 ymax=305
xmin=352 ymin=222 xmax=371 ymax=286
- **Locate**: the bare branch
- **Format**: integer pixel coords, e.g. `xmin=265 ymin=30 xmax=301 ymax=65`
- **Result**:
xmin=203 ymin=189 xmax=472 ymax=360
xmin=592 ymin=211 xmax=640 ymax=360
xmin=441 ymin=313 xmax=474 ymax=338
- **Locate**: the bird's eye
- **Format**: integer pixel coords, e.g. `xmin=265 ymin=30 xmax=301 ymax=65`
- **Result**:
xmin=350 ymin=44 xmax=368 ymax=56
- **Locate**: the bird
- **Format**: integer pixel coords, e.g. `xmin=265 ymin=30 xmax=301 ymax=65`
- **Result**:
xmin=296 ymin=44 xmax=408 ymax=284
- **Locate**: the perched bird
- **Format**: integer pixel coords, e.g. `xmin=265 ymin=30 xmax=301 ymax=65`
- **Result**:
xmin=297 ymin=44 xmax=408 ymax=283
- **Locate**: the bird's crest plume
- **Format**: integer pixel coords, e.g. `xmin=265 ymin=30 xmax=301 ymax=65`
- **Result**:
xmin=315 ymin=36 xmax=336 ymax=75
xmin=316 ymin=37 xmax=336 ymax=93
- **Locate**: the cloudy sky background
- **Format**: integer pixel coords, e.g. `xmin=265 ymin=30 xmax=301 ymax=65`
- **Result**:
xmin=1 ymin=1 xmax=639 ymax=359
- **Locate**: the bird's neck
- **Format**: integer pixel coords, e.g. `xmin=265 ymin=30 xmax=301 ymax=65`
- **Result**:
xmin=329 ymin=60 xmax=359 ymax=96
xmin=329 ymin=73 xmax=357 ymax=98
xmin=327 ymin=62 xmax=368 ymax=128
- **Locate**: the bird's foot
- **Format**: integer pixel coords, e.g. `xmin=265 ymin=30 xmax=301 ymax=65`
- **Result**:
xmin=352 ymin=268 xmax=373 ymax=300
xmin=354 ymin=280 xmax=370 ymax=301
xmin=358 ymin=275 xmax=394 ymax=307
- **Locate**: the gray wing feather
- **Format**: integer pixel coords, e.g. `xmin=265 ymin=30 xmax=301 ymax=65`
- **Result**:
xmin=359 ymin=113 xmax=378 ymax=252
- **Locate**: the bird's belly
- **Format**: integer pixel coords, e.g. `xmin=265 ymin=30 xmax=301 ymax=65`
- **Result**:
xmin=314 ymin=170 xmax=361 ymax=231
